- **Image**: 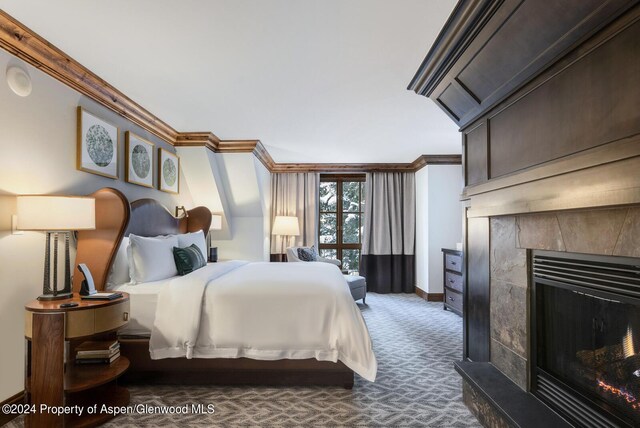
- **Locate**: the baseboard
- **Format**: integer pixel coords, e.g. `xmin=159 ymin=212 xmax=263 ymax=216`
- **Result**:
xmin=416 ymin=288 xmax=444 ymax=302
xmin=427 ymin=293 xmax=444 ymax=302
xmin=0 ymin=390 xmax=25 ymax=426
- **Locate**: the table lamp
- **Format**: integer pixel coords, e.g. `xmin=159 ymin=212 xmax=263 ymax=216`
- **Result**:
xmin=17 ymin=195 xmax=96 ymax=300
xmin=271 ymin=215 xmax=300 ymax=261
xmin=209 ymin=213 xmax=223 ymax=262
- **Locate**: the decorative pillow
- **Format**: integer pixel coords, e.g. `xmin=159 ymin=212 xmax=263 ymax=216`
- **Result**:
xmin=297 ymin=247 xmax=317 ymax=262
xmin=173 ymin=244 xmax=207 ymax=276
xmin=106 ymin=237 xmax=130 ymax=289
xmin=127 ymin=234 xmax=179 ymax=283
xmin=177 ymin=231 xmax=207 ymax=263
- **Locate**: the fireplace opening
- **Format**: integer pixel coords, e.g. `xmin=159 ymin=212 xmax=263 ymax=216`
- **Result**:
xmin=532 ymin=251 xmax=640 ymax=428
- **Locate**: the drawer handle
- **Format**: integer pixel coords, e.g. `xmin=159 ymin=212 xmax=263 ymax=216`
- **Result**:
xmin=450 ymin=261 xmax=457 ymax=266
xmin=448 ymin=279 xmax=455 ymax=283
xmin=448 ymin=296 xmax=455 ymax=301
xmin=123 ymin=312 xmax=129 ymax=322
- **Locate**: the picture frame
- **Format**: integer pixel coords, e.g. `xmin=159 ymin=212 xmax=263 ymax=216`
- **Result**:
xmin=158 ymin=148 xmax=180 ymax=194
xmin=125 ymin=131 xmax=155 ymax=188
xmin=77 ymin=107 xmax=119 ymax=179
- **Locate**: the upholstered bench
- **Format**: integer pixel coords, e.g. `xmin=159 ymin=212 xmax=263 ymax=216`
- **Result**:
xmin=344 ymin=275 xmax=366 ymax=303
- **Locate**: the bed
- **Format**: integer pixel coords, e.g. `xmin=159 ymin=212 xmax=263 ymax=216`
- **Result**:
xmin=73 ymin=188 xmax=376 ymax=388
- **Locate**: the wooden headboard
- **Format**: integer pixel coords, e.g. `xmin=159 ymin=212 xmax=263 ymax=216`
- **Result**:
xmin=125 ymin=199 xmax=212 ymax=237
xmin=73 ymin=188 xmax=130 ymax=293
xmin=74 ymin=188 xmax=213 ymax=291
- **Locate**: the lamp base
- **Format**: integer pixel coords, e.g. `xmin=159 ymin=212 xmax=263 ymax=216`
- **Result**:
xmin=37 ymin=292 xmax=73 ymax=301
xmin=209 ymin=247 xmax=218 ymax=263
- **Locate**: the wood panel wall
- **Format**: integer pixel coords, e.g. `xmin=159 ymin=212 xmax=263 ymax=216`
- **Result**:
xmin=412 ymin=1 xmax=640 ymax=364
xmin=462 ymin=4 xmax=640 ymax=216
xmin=465 ymin=216 xmax=490 ymax=362
xmin=476 ymin=13 xmax=640 ymax=180
xmin=409 ymin=0 xmax=635 ymax=127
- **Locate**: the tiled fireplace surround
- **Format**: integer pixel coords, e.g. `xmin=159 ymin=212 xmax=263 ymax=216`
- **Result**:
xmin=485 ymin=206 xmax=640 ymax=391
xmin=463 ymin=206 xmax=640 ymax=426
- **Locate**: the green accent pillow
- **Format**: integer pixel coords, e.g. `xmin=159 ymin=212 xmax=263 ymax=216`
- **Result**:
xmin=173 ymin=244 xmax=207 ymax=276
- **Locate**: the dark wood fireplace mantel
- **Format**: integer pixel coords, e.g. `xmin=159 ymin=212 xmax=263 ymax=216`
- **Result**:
xmin=410 ymin=1 xmax=640 ymax=426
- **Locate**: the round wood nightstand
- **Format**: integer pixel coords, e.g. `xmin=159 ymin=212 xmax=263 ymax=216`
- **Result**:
xmin=24 ymin=293 xmax=130 ymax=427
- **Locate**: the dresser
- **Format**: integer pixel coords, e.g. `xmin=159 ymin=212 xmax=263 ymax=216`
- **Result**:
xmin=442 ymin=248 xmax=463 ymax=316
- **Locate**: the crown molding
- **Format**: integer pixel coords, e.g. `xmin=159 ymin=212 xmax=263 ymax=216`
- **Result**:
xmin=0 ymin=10 xmax=179 ymax=144
xmin=406 ymin=0 xmax=501 ymax=97
xmin=0 ymin=10 xmax=461 ymax=174
xmin=270 ymin=154 xmax=461 ymax=173
xmin=174 ymin=132 xmax=220 ymax=151
xmin=410 ymin=154 xmax=463 ymax=170
xmin=218 ymin=140 xmax=276 ymax=171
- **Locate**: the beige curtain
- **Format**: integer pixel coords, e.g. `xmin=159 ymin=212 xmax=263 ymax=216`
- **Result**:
xmin=360 ymin=172 xmax=416 ymax=293
xmin=270 ymin=173 xmax=319 ymax=255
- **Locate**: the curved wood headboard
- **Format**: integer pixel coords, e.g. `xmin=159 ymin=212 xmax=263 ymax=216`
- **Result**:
xmin=74 ymin=189 xmax=213 ymax=291
xmin=73 ymin=188 xmax=130 ymax=293
xmin=125 ymin=199 xmax=212 ymax=237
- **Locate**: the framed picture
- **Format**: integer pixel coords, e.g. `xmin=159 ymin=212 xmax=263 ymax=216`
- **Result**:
xmin=158 ymin=148 xmax=180 ymax=194
xmin=125 ymin=132 xmax=154 ymax=188
xmin=77 ymin=107 xmax=119 ymax=179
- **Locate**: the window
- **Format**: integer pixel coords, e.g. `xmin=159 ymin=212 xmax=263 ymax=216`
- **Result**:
xmin=319 ymin=174 xmax=365 ymax=273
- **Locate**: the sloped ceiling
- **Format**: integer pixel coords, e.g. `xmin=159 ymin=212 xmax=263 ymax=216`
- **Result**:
xmin=1 ymin=0 xmax=460 ymax=163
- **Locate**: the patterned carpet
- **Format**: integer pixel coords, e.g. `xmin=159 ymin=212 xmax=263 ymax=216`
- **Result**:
xmin=7 ymin=294 xmax=480 ymax=427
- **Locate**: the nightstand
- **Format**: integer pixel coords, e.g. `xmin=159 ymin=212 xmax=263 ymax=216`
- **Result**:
xmin=24 ymin=293 xmax=130 ymax=427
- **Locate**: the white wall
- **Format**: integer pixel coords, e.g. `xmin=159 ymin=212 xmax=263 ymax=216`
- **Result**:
xmin=0 ymin=50 xmax=193 ymax=400
xmin=415 ymin=169 xmax=430 ymax=292
xmin=209 ymin=153 xmax=271 ymax=262
xmin=415 ymin=165 xmax=463 ymax=293
xmin=177 ymin=147 xmax=232 ymax=239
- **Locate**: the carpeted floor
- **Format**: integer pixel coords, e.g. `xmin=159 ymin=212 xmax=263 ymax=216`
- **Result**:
xmin=7 ymin=293 xmax=480 ymax=427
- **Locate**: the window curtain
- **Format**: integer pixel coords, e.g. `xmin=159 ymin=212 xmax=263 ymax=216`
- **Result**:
xmin=360 ymin=172 xmax=416 ymax=293
xmin=270 ymin=173 xmax=319 ymax=258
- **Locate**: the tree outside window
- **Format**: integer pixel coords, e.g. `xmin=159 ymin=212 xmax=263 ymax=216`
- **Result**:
xmin=319 ymin=175 xmax=365 ymax=273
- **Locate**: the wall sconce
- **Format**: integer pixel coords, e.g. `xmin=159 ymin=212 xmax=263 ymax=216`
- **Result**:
xmin=175 ymin=206 xmax=188 ymax=218
xmin=6 ymin=65 xmax=32 ymax=97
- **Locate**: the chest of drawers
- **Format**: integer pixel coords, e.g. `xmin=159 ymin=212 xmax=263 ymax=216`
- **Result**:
xmin=442 ymin=248 xmax=463 ymax=316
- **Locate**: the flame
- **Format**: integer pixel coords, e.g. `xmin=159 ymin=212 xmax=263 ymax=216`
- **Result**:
xmin=597 ymin=379 xmax=640 ymax=410
xmin=623 ymin=325 xmax=636 ymax=359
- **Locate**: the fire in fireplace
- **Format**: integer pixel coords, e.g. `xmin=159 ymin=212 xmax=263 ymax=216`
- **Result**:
xmin=532 ymin=250 xmax=640 ymax=428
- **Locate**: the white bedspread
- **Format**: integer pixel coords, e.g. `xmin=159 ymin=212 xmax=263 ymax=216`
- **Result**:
xmin=150 ymin=261 xmax=377 ymax=381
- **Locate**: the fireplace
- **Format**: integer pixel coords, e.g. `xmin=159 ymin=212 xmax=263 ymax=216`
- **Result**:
xmin=532 ymin=250 xmax=640 ymax=427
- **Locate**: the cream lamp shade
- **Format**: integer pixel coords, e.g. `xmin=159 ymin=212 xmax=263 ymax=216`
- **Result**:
xmin=272 ymin=216 xmax=300 ymax=236
xmin=17 ymin=196 xmax=96 ymax=231
xmin=211 ymin=214 xmax=223 ymax=231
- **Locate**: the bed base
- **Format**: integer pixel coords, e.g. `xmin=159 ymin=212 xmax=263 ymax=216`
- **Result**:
xmin=118 ymin=338 xmax=354 ymax=389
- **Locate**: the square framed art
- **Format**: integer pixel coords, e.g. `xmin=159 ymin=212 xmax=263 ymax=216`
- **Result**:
xmin=125 ymin=131 xmax=154 ymax=188
xmin=158 ymin=148 xmax=180 ymax=194
xmin=77 ymin=107 xmax=119 ymax=179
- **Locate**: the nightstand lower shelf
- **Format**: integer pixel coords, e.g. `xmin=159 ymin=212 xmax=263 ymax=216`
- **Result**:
xmin=65 ymin=357 xmax=130 ymax=393
xmin=65 ymin=384 xmax=130 ymax=428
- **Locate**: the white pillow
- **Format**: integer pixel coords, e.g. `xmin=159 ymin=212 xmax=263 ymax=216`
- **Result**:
xmin=177 ymin=230 xmax=207 ymax=260
xmin=127 ymin=234 xmax=179 ymax=283
xmin=106 ymin=237 xmax=130 ymax=289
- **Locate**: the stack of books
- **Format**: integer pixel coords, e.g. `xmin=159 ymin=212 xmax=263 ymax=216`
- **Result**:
xmin=75 ymin=340 xmax=120 ymax=365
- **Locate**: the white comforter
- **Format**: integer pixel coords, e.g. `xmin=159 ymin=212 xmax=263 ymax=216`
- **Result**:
xmin=149 ymin=261 xmax=377 ymax=381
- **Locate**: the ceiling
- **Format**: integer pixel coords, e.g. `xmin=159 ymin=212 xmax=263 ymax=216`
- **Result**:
xmin=1 ymin=0 xmax=460 ymax=163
